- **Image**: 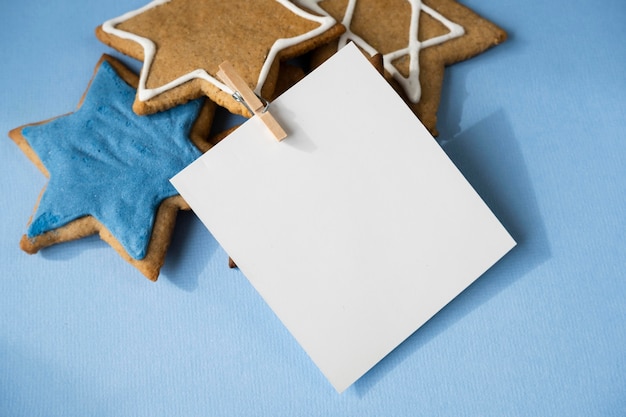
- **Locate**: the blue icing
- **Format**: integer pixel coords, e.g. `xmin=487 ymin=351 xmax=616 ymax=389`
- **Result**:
xmin=22 ymin=61 xmax=202 ymax=259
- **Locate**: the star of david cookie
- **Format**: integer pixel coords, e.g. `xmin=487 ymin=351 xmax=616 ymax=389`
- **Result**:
xmin=8 ymin=55 xmax=214 ymax=281
xmin=297 ymin=0 xmax=507 ymax=135
xmin=95 ymin=0 xmax=345 ymax=116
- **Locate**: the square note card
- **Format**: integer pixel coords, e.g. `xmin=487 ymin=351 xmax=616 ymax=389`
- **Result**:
xmin=171 ymin=43 xmax=515 ymax=393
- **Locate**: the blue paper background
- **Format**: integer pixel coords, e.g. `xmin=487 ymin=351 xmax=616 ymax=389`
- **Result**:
xmin=1 ymin=0 xmax=625 ymax=415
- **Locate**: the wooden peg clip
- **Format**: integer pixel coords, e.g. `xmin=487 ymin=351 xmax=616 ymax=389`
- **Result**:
xmin=217 ymin=61 xmax=287 ymax=141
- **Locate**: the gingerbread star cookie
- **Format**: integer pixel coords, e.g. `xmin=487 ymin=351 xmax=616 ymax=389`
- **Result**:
xmin=298 ymin=0 xmax=507 ymax=135
xmin=95 ymin=0 xmax=345 ymax=116
xmin=9 ymin=55 xmax=214 ymax=281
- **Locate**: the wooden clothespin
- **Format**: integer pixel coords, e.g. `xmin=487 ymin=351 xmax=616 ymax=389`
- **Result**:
xmin=217 ymin=61 xmax=287 ymax=141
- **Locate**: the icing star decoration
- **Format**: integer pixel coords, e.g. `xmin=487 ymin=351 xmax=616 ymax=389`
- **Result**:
xmin=95 ymin=0 xmax=345 ymax=116
xmin=9 ymin=55 xmax=212 ymax=280
xmin=299 ymin=0 xmax=507 ymax=134
xmin=301 ymin=0 xmax=464 ymax=103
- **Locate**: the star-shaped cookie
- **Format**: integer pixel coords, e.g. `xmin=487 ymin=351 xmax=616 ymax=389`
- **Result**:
xmin=9 ymin=55 xmax=214 ymax=281
xmin=96 ymin=0 xmax=345 ymax=116
xmin=298 ymin=0 xmax=507 ymax=135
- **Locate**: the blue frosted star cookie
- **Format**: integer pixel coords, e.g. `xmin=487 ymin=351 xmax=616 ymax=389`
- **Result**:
xmin=8 ymin=55 xmax=214 ymax=280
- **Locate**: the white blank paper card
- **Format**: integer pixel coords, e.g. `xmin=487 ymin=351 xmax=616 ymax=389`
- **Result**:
xmin=171 ymin=43 xmax=516 ymax=393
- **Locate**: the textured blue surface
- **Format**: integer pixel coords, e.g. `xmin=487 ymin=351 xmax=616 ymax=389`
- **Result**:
xmin=1 ymin=0 xmax=625 ymax=415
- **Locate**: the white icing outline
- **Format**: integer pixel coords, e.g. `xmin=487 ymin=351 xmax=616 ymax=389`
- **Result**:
xmin=297 ymin=0 xmax=464 ymax=103
xmin=102 ymin=0 xmax=337 ymax=101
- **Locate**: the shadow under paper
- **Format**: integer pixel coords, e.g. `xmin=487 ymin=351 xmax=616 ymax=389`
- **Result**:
xmin=353 ymin=109 xmax=551 ymax=395
xmin=161 ymin=210 xmax=219 ymax=291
